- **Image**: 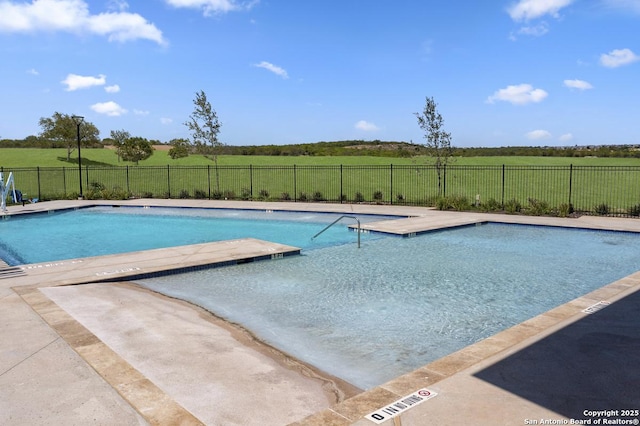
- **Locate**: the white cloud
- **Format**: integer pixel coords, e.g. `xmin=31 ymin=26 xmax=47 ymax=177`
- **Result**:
xmin=165 ymin=0 xmax=255 ymax=16
xmin=134 ymin=109 xmax=150 ymax=115
xmin=253 ymin=61 xmax=289 ymax=79
xmin=563 ymin=79 xmax=593 ymax=90
xmin=559 ymin=133 xmax=574 ymax=142
xmin=26 ymin=68 xmax=39 ymax=75
xmin=61 ymin=73 xmax=106 ymax=91
xmin=486 ymin=84 xmax=548 ymax=105
xmin=508 ymin=0 xmax=574 ymax=21
xmin=160 ymin=117 xmax=173 ymax=124
xmin=105 ymin=84 xmax=120 ymax=93
xmin=517 ymin=22 xmax=549 ymax=36
xmin=526 ymin=129 xmax=552 ymax=140
xmin=601 ymin=0 xmax=640 ymax=14
xmin=600 ymin=48 xmax=640 ymax=68
xmin=355 ymin=120 xmax=379 ymax=131
xmin=91 ymin=101 xmax=127 ymax=116
xmin=0 ymin=0 xmax=166 ymax=46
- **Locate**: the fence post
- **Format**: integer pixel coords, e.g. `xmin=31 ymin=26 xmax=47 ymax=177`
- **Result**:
xmin=249 ymin=164 xmax=253 ymax=199
xmin=85 ymin=165 xmax=89 ymax=189
xmin=207 ymin=165 xmax=211 ymax=199
xmin=390 ymin=164 xmax=393 ymax=205
xmin=501 ymin=164 xmax=505 ymax=207
xmin=340 ymin=164 xmax=343 ymax=203
xmin=443 ymin=165 xmax=447 ymax=197
xmin=126 ymin=166 xmax=130 ymax=193
xmin=167 ymin=165 xmax=171 ymax=198
xmin=294 ymin=165 xmax=297 ymax=202
xmin=37 ymin=167 xmax=42 ymax=200
xmin=63 ymin=167 xmax=67 ymax=195
xmin=568 ymin=164 xmax=573 ymax=206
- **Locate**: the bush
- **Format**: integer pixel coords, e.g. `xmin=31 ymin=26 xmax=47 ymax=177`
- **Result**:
xmin=280 ymin=192 xmax=291 ymax=201
xmin=298 ymin=192 xmax=308 ymax=202
xmin=396 ymin=193 xmax=405 ymax=202
xmin=340 ymin=194 xmax=348 ymax=202
xmin=594 ymin=203 xmax=609 ymax=216
xmin=212 ymin=189 xmax=223 ymax=200
xmin=140 ymin=191 xmax=154 ymax=199
xmin=526 ymin=198 xmax=550 ymax=216
xmin=450 ymin=195 xmax=471 ymax=211
xmin=258 ymin=189 xmax=270 ymax=200
xmin=627 ymin=204 xmax=640 ymax=217
xmin=240 ymin=188 xmax=252 ymax=200
xmin=312 ymin=191 xmax=324 ymax=202
xmin=223 ymin=190 xmax=236 ymax=200
xmin=373 ymin=190 xmax=383 ymax=202
xmin=354 ymin=191 xmax=365 ymax=203
xmin=480 ymin=198 xmax=501 ymax=212
xmin=178 ymin=189 xmax=190 ymax=199
xmin=435 ymin=197 xmax=449 ymax=210
xmin=558 ymin=203 xmax=573 ymax=217
xmin=194 ymin=189 xmax=207 ymax=199
xmin=504 ymin=198 xmax=522 ymax=214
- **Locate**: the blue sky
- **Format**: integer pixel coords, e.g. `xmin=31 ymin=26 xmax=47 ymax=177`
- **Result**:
xmin=1 ymin=0 xmax=639 ymax=147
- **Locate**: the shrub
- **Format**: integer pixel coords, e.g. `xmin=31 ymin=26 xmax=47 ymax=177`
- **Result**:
xmin=298 ymin=192 xmax=308 ymax=202
xmin=212 ymin=189 xmax=223 ymax=200
xmin=194 ymin=189 xmax=207 ymax=199
xmin=594 ymin=203 xmax=609 ymax=216
xmin=526 ymin=198 xmax=550 ymax=216
xmin=558 ymin=203 xmax=573 ymax=217
xmin=240 ymin=188 xmax=251 ymax=200
xmin=354 ymin=191 xmax=365 ymax=203
xmin=450 ymin=195 xmax=471 ymax=211
xmin=373 ymin=190 xmax=383 ymax=202
xmin=140 ymin=191 xmax=154 ymax=199
xmin=396 ymin=193 xmax=405 ymax=202
xmin=258 ymin=189 xmax=269 ymax=200
xmin=280 ymin=192 xmax=291 ymax=201
xmin=627 ymin=204 xmax=640 ymax=217
xmin=223 ymin=190 xmax=236 ymax=200
xmin=178 ymin=189 xmax=190 ymax=199
xmin=480 ymin=198 xmax=501 ymax=212
xmin=435 ymin=197 xmax=449 ymax=210
xmin=504 ymin=198 xmax=521 ymax=214
xmin=312 ymin=191 xmax=324 ymax=202
xmin=340 ymin=194 xmax=348 ymax=202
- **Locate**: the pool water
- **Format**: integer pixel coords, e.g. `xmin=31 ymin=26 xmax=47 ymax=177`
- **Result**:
xmin=136 ymin=223 xmax=640 ymax=389
xmin=0 ymin=207 xmax=398 ymax=265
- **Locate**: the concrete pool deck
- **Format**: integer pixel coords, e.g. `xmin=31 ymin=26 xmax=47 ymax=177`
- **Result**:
xmin=1 ymin=199 xmax=640 ymax=425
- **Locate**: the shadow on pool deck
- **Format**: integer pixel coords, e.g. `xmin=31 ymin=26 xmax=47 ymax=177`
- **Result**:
xmin=473 ymin=288 xmax=640 ymax=419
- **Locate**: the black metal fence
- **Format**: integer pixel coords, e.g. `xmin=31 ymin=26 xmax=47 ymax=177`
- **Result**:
xmin=3 ymin=164 xmax=640 ymax=216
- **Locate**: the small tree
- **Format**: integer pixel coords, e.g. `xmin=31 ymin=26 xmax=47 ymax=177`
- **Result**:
xmin=120 ymin=136 xmax=154 ymax=165
xmin=110 ymin=129 xmax=131 ymax=162
xmin=415 ymin=97 xmax=454 ymax=195
xmin=39 ymin=112 xmax=100 ymax=161
xmin=184 ymin=90 xmax=222 ymax=190
xmin=168 ymin=138 xmax=191 ymax=159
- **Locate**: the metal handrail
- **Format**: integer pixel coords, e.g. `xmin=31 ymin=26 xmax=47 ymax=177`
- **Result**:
xmin=312 ymin=215 xmax=361 ymax=248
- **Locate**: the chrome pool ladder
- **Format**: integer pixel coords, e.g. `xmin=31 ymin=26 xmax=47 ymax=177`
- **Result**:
xmin=312 ymin=215 xmax=361 ymax=248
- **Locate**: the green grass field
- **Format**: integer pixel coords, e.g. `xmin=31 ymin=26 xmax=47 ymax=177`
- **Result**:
xmin=2 ymin=148 xmax=640 ymax=216
xmin=2 ymin=147 xmax=640 ymax=167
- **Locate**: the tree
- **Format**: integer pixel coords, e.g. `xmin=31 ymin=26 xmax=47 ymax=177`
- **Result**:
xmin=120 ymin=136 xmax=154 ymax=165
xmin=168 ymin=138 xmax=191 ymax=159
xmin=184 ymin=90 xmax=222 ymax=189
xmin=415 ymin=97 xmax=454 ymax=195
xmin=38 ymin=112 xmax=100 ymax=161
xmin=110 ymin=129 xmax=131 ymax=162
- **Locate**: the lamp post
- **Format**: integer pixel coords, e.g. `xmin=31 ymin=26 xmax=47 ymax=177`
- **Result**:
xmin=72 ymin=115 xmax=84 ymax=199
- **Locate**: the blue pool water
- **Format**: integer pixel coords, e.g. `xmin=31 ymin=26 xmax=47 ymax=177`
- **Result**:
xmin=0 ymin=207 xmax=397 ymax=265
xmin=137 ymin=223 xmax=640 ymax=389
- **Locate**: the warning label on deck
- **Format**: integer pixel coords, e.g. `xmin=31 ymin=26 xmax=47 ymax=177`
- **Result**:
xmin=366 ymin=388 xmax=437 ymax=424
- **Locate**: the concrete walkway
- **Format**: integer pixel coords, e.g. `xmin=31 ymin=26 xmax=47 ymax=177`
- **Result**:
xmin=2 ymin=199 xmax=640 ymax=425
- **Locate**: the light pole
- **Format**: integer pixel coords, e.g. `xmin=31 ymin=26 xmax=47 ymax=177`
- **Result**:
xmin=72 ymin=115 xmax=84 ymax=199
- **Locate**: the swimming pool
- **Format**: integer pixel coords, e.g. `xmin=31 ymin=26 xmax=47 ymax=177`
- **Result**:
xmin=0 ymin=206 xmax=400 ymax=265
xmin=136 ymin=223 xmax=640 ymax=389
